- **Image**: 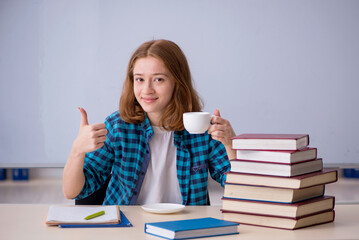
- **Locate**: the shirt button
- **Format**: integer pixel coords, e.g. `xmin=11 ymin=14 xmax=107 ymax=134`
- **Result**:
xmin=141 ymin=172 xmax=145 ymax=175
xmin=134 ymin=191 xmax=138 ymax=195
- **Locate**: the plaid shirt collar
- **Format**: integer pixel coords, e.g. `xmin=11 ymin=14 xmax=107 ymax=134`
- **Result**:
xmin=140 ymin=114 xmax=187 ymax=151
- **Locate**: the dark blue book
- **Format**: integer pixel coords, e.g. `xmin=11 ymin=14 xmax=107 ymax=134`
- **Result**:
xmin=145 ymin=217 xmax=239 ymax=239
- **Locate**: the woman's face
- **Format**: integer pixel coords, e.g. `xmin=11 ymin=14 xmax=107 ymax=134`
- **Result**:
xmin=133 ymin=56 xmax=175 ymax=126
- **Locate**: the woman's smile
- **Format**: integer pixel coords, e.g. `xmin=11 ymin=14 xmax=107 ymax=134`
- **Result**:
xmin=141 ymin=96 xmax=158 ymax=104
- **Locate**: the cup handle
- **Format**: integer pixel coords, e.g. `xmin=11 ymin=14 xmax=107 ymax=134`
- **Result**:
xmin=210 ymin=115 xmax=216 ymax=125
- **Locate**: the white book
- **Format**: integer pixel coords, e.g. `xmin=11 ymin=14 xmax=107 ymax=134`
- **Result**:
xmin=236 ymin=148 xmax=317 ymax=164
xmin=229 ymin=158 xmax=323 ymax=177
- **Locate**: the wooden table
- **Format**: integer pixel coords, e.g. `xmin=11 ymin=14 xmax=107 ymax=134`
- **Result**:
xmin=1 ymin=204 xmax=358 ymax=240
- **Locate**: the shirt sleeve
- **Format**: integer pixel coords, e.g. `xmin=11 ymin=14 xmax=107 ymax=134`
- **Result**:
xmin=207 ymin=138 xmax=231 ymax=187
xmin=75 ymin=120 xmax=115 ymax=200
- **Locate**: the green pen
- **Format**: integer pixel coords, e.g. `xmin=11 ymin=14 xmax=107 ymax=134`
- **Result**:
xmin=84 ymin=210 xmax=105 ymax=220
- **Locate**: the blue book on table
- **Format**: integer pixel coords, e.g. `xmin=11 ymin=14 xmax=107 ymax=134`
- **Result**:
xmin=59 ymin=211 xmax=132 ymax=228
xmin=145 ymin=217 xmax=239 ymax=240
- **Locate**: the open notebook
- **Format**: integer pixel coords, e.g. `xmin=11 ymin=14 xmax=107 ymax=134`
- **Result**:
xmin=46 ymin=205 xmax=121 ymax=226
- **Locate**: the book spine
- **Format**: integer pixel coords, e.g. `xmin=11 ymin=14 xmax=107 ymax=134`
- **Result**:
xmin=230 ymin=158 xmax=319 ymax=165
xmin=221 ymin=208 xmax=335 ymax=220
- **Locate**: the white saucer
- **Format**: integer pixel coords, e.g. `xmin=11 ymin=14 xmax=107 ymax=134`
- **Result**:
xmin=141 ymin=203 xmax=185 ymax=214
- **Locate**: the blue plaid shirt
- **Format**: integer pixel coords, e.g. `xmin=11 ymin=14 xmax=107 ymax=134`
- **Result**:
xmin=75 ymin=111 xmax=230 ymax=205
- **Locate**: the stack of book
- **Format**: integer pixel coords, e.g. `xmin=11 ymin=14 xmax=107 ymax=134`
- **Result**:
xmin=221 ymin=133 xmax=338 ymax=230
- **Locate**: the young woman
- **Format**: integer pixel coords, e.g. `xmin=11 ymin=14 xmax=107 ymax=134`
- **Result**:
xmin=63 ymin=39 xmax=236 ymax=205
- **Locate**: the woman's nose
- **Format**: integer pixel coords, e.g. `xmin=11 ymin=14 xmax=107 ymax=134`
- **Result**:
xmin=143 ymin=80 xmax=154 ymax=93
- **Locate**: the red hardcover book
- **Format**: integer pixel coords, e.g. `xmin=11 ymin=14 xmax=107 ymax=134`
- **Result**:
xmin=221 ymin=209 xmax=335 ymax=230
xmin=229 ymin=158 xmax=323 ymax=177
xmin=221 ymin=196 xmax=335 ymax=218
xmin=236 ymin=147 xmax=317 ymax=164
xmin=225 ymin=169 xmax=338 ymax=189
xmin=232 ymin=133 xmax=309 ymax=150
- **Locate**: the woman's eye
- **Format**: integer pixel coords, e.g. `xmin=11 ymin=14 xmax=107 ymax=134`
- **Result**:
xmin=135 ymin=78 xmax=143 ymax=82
xmin=155 ymin=78 xmax=164 ymax=82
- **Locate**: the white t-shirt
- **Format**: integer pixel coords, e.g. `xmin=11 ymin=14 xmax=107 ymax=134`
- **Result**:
xmin=136 ymin=126 xmax=182 ymax=205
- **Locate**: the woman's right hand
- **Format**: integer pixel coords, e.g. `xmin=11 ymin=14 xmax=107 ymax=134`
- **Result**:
xmin=73 ymin=107 xmax=108 ymax=154
xmin=63 ymin=107 xmax=108 ymax=199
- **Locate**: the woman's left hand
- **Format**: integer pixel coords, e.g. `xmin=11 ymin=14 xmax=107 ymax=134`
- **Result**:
xmin=208 ymin=108 xmax=236 ymax=150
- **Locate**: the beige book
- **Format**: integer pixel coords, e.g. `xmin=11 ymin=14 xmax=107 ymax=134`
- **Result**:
xmin=224 ymin=184 xmax=324 ymax=203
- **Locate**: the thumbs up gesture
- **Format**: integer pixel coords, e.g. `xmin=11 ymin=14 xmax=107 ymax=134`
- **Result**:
xmin=73 ymin=107 xmax=108 ymax=154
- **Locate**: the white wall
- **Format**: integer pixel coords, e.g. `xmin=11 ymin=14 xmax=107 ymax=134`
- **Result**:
xmin=1 ymin=0 xmax=359 ymax=167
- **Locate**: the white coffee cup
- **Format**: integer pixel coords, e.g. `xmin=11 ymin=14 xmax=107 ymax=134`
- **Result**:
xmin=183 ymin=112 xmax=212 ymax=134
